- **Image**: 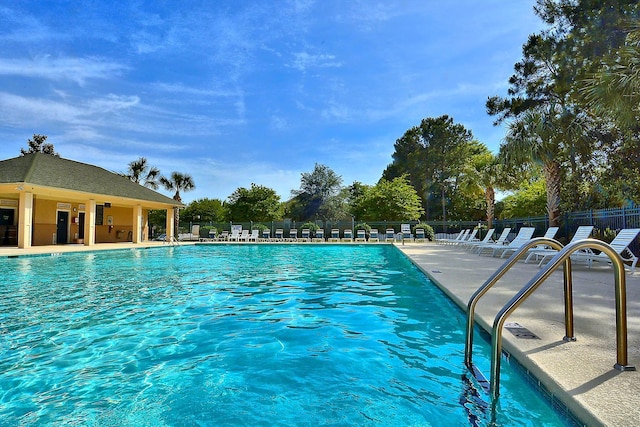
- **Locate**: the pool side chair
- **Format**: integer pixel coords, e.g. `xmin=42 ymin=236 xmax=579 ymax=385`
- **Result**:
xmin=385 ymin=229 xmax=395 ymax=242
xmin=247 ymin=229 xmax=259 ymax=242
xmin=342 ymin=229 xmax=353 ymax=242
xmin=528 ymin=225 xmax=594 ymax=266
xmin=522 ymin=227 xmax=559 ymax=262
xmin=473 ymin=228 xmax=511 ymax=254
xmin=493 ymin=227 xmax=536 ymax=258
xmin=437 ymin=229 xmax=469 ymax=245
xmin=300 ymin=228 xmax=311 ymax=242
xmin=217 ymin=230 xmax=229 ymax=241
xmin=288 ymin=228 xmax=298 ymax=242
xmin=369 ymin=229 xmax=380 ymax=242
xmin=414 ymin=228 xmax=426 ymax=242
xmin=329 ymin=229 xmax=340 ymax=242
xmin=355 ymin=229 xmax=367 ymax=242
xmin=261 ymin=229 xmax=271 ymax=242
xmin=571 ymin=228 xmax=640 ymax=272
xmin=238 ymin=229 xmax=250 ymax=242
xmin=463 ymin=228 xmax=495 ymax=251
xmin=452 ymin=228 xmax=478 ymax=246
xmin=274 ymin=228 xmax=284 ymax=242
xmin=313 ymin=229 xmax=325 ymax=242
xmin=228 ymin=229 xmax=241 ymax=242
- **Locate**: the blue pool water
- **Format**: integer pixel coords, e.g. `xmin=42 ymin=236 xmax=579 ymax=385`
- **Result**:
xmin=0 ymin=245 xmax=575 ymax=426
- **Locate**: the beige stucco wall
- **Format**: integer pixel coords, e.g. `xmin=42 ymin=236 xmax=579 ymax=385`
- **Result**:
xmin=29 ymin=200 xmax=149 ymax=245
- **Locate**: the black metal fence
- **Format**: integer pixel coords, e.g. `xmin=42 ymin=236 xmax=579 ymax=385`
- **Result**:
xmin=155 ymin=205 xmax=640 ymax=252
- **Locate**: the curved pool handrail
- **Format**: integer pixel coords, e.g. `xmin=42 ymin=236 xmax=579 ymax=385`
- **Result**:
xmin=490 ymin=238 xmax=636 ymax=400
xmin=464 ymin=237 xmax=567 ymax=368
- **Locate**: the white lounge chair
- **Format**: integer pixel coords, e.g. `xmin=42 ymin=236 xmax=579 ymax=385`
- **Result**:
xmin=300 ymin=228 xmax=311 ymax=242
xmin=247 ymin=229 xmax=259 ymax=242
xmin=288 ymin=228 xmax=298 ymax=242
xmin=528 ymin=226 xmax=594 ymax=266
xmin=385 ymin=229 xmax=395 ymax=242
xmin=521 ymin=227 xmax=559 ymax=261
xmin=274 ymin=228 xmax=284 ymax=242
xmin=462 ymin=228 xmax=495 ymax=251
xmin=369 ymin=229 xmax=380 ymax=242
xmin=572 ymin=228 xmax=640 ymax=272
xmin=228 ymin=229 xmax=241 ymax=242
xmin=261 ymin=229 xmax=271 ymax=242
xmin=452 ymin=228 xmax=478 ymax=246
xmin=473 ymin=228 xmax=511 ymax=254
xmin=313 ymin=229 xmax=325 ymax=242
xmin=238 ymin=229 xmax=250 ymax=242
xmin=329 ymin=229 xmax=340 ymax=242
xmin=355 ymin=229 xmax=366 ymax=242
xmin=342 ymin=229 xmax=353 ymax=242
xmin=492 ymin=227 xmax=536 ymax=258
xmin=437 ymin=229 xmax=470 ymax=245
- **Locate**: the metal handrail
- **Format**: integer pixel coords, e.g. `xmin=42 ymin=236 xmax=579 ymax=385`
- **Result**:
xmin=489 ymin=238 xmax=636 ymax=399
xmin=464 ymin=238 xmax=568 ymax=368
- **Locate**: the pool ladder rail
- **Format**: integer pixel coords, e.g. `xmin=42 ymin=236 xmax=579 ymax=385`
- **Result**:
xmin=464 ymin=237 xmax=636 ymax=401
xmin=164 ymin=235 xmax=180 ymax=246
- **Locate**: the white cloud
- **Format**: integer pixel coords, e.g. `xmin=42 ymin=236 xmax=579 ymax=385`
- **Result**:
xmin=290 ymin=52 xmax=342 ymax=72
xmin=0 ymin=56 xmax=128 ymax=85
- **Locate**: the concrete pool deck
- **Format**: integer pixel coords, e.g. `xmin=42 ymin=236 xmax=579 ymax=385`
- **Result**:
xmin=0 ymin=240 xmax=637 ymax=425
xmin=397 ymin=242 xmax=640 ymax=427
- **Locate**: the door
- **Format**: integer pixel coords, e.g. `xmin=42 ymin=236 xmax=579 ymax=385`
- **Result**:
xmin=0 ymin=208 xmax=15 ymax=246
xmin=57 ymin=211 xmax=69 ymax=244
xmin=78 ymin=212 xmax=85 ymax=239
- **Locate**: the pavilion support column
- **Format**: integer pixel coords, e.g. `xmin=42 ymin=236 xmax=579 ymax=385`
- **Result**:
xmin=166 ymin=208 xmax=175 ymax=241
xmin=84 ymin=199 xmax=96 ymax=246
xmin=132 ymin=205 xmax=142 ymax=243
xmin=17 ymin=192 xmax=33 ymax=249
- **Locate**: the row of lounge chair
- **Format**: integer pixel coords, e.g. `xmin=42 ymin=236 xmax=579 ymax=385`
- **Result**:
xmin=440 ymin=225 xmax=640 ymax=272
xmin=205 ymin=227 xmax=431 ymax=243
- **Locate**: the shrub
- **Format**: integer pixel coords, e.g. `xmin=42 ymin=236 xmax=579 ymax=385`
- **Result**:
xmin=412 ymin=223 xmax=435 ymax=241
xmin=200 ymin=226 xmax=216 ymax=238
xmin=355 ymin=222 xmax=371 ymax=235
xmin=251 ymin=223 xmax=269 ymax=232
xmin=592 ymin=227 xmax=617 ymax=243
xmin=300 ymin=222 xmax=320 ymax=232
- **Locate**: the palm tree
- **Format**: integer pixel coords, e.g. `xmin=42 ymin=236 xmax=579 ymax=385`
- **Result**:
xmin=501 ymin=108 xmax=564 ymax=226
xmin=160 ymin=172 xmax=195 ymax=236
xmin=125 ymin=157 xmax=160 ymax=190
xmin=460 ymin=152 xmax=499 ymax=229
xmin=580 ymin=24 xmax=640 ymax=126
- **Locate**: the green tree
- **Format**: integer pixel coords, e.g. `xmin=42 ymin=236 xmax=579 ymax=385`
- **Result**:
xmin=124 ymin=157 xmax=160 ymax=190
xmin=500 ymin=108 xmax=564 ymax=226
xmin=352 ymin=176 xmax=424 ymax=221
xmin=580 ymin=23 xmax=640 ymax=126
xmin=487 ymin=0 xmax=640 ymax=214
xmin=181 ymin=198 xmax=225 ymax=223
xmin=290 ymin=163 xmax=344 ymax=220
xmin=160 ymin=172 xmax=195 ymax=236
xmin=383 ymin=115 xmax=483 ymax=221
xmin=20 ymin=134 xmax=59 ymax=157
xmin=225 ymin=184 xmax=283 ymax=222
xmin=499 ymin=179 xmax=547 ymax=219
xmin=459 ymin=149 xmax=499 ymax=228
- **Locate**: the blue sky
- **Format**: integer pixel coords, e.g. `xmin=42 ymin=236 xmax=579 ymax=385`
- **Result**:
xmin=0 ymin=1 xmax=543 ymax=204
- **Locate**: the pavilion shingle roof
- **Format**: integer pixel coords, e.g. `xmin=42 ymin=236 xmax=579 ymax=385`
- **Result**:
xmin=0 ymin=153 xmax=181 ymax=206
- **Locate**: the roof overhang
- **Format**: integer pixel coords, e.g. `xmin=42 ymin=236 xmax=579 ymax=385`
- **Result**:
xmin=0 ymin=182 xmax=183 ymax=210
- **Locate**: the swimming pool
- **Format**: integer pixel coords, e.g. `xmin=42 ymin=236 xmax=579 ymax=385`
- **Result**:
xmin=0 ymin=245 xmax=575 ymax=426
